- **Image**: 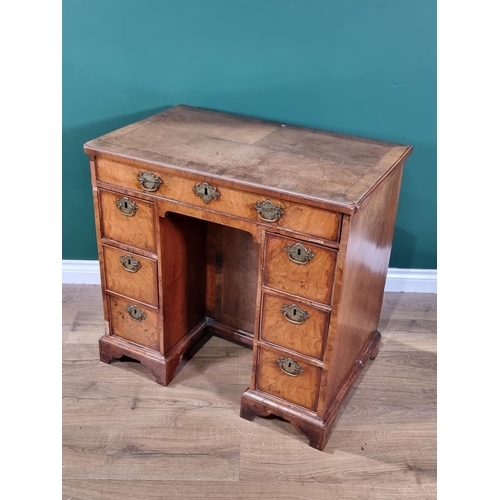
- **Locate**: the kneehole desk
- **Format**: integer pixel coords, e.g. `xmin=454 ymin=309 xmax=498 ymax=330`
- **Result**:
xmin=84 ymin=105 xmax=412 ymax=450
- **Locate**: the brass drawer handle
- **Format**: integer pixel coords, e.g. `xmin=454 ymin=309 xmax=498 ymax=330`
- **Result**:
xmin=193 ymin=182 xmax=220 ymax=204
xmin=285 ymin=243 xmax=315 ymax=265
xmin=254 ymin=200 xmax=284 ymax=222
xmin=138 ymin=170 xmax=162 ymax=192
xmin=119 ymin=254 xmax=142 ymax=273
xmin=281 ymin=304 xmax=309 ymax=324
xmin=277 ymin=357 xmax=303 ymax=377
xmin=115 ymin=196 xmax=138 ymax=217
xmin=126 ymin=305 xmax=147 ymax=321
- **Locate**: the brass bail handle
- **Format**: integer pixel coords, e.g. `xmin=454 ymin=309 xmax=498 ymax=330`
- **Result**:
xmin=137 ymin=171 xmax=162 ymax=192
xmin=254 ymin=199 xmax=284 ymax=222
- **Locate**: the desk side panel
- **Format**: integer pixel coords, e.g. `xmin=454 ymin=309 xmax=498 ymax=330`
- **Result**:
xmin=321 ymin=163 xmax=405 ymax=413
xmin=89 ymin=157 xmax=110 ymax=328
xmin=159 ymin=212 xmax=207 ymax=354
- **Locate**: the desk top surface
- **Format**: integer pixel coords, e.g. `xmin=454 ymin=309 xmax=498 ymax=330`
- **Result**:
xmin=84 ymin=105 xmax=412 ymax=211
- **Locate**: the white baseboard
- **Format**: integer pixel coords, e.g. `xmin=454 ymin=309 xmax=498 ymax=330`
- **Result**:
xmin=384 ymin=268 xmax=437 ymax=293
xmin=62 ymin=260 xmax=101 ymax=285
xmin=62 ymin=260 xmax=437 ymax=293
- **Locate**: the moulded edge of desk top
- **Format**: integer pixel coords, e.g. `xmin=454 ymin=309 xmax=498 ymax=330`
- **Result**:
xmin=83 ymin=105 xmax=413 ymax=215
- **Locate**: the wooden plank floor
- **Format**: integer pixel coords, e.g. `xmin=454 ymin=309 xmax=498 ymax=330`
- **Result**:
xmin=62 ymin=284 xmax=436 ymax=499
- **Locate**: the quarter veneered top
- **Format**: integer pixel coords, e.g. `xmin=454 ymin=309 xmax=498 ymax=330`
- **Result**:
xmin=84 ymin=105 xmax=412 ymax=212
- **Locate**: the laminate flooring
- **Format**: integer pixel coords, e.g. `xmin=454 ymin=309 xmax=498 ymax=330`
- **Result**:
xmin=62 ymin=284 xmax=437 ymax=499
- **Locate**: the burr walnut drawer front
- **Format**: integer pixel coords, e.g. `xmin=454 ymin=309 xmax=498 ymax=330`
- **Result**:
xmin=108 ymin=294 xmax=160 ymax=351
xmin=95 ymin=158 xmax=341 ymax=242
xmin=260 ymin=293 xmax=329 ymax=360
xmin=102 ymin=245 xmax=158 ymax=307
xmin=99 ymin=190 xmax=156 ymax=252
xmin=263 ymin=234 xmax=337 ymax=305
xmin=256 ymin=347 xmax=322 ymax=411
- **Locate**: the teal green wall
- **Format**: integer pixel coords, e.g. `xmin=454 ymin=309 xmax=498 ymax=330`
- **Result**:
xmin=63 ymin=0 xmax=436 ymax=268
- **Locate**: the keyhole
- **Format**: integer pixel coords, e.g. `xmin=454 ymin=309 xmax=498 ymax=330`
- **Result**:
xmin=293 ymin=308 xmax=297 ymax=316
xmin=297 ymin=248 xmax=301 ymax=256
xmin=288 ymin=362 xmax=292 ymax=368
xmin=128 ymin=259 xmax=131 ymax=265
xmin=124 ymin=201 xmax=128 ymax=209
xmin=204 ymin=187 xmax=208 ymax=196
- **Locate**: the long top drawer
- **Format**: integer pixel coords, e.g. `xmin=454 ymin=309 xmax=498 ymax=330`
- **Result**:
xmin=95 ymin=158 xmax=342 ymax=243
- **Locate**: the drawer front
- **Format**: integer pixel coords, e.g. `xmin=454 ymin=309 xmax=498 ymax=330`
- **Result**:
xmin=260 ymin=293 xmax=329 ymax=360
xmin=256 ymin=347 xmax=321 ymax=411
xmin=263 ymin=234 xmax=337 ymax=305
xmin=108 ymin=294 xmax=160 ymax=351
xmin=96 ymin=158 xmax=341 ymax=242
xmin=102 ymin=245 xmax=158 ymax=306
xmin=99 ymin=190 xmax=156 ymax=252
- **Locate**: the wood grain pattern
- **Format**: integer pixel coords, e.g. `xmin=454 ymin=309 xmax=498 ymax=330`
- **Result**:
xmin=96 ymin=157 xmax=342 ymax=242
xmin=243 ymin=331 xmax=380 ymax=449
xmin=89 ymin=157 xmax=110 ymax=326
xmin=321 ymin=165 xmax=404 ymax=414
xmin=63 ymin=285 xmax=436 ymax=499
xmin=85 ymin=106 xmax=413 ymax=452
xmin=208 ymin=319 xmax=254 ymax=347
xmin=159 ymin=212 xmax=207 ymax=353
xmin=63 ymin=480 xmax=435 ymax=500
xmin=255 ymin=346 xmax=322 ymax=411
xmin=99 ymin=189 xmax=156 ymax=252
xmin=107 ymin=294 xmax=160 ymax=351
xmin=205 ymin=221 xmax=218 ymax=318
xmin=259 ymin=292 xmax=329 ymax=359
xmin=100 ymin=318 xmax=208 ymax=386
xmin=263 ymin=233 xmax=337 ymax=304
xmin=217 ymin=225 xmax=259 ymax=333
xmin=102 ymin=244 xmax=158 ymax=306
xmin=131 ymin=103 xmax=279 ymax=144
xmin=157 ymin=196 xmax=265 ymax=243
xmin=85 ymin=105 xmax=412 ymax=212
xmin=253 ymin=125 xmax=392 ymax=167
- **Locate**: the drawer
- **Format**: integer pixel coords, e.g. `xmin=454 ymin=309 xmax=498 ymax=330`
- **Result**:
xmin=260 ymin=293 xmax=329 ymax=360
xmin=108 ymin=294 xmax=160 ymax=351
xmin=102 ymin=245 xmax=158 ymax=307
xmin=95 ymin=158 xmax=341 ymax=242
xmin=256 ymin=347 xmax=321 ymax=411
xmin=99 ymin=190 xmax=156 ymax=252
xmin=263 ymin=234 xmax=337 ymax=305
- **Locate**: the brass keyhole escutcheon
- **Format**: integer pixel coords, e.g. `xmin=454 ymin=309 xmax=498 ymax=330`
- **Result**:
xmin=193 ymin=182 xmax=220 ymax=204
xmin=277 ymin=357 xmax=303 ymax=376
xmin=126 ymin=305 xmax=147 ymax=321
xmin=254 ymin=199 xmax=284 ymax=222
xmin=285 ymin=243 xmax=315 ymax=265
xmin=137 ymin=171 xmax=162 ymax=192
xmin=119 ymin=254 xmax=141 ymax=273
xmin=281 ymin=304 xmax=309 ymax=324
xmin=115 ymin=196 xmax=138 ymax=217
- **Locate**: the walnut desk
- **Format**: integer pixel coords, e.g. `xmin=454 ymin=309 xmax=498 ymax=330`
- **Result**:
xmin=84 ymin=105 xmax=412 ymax=450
